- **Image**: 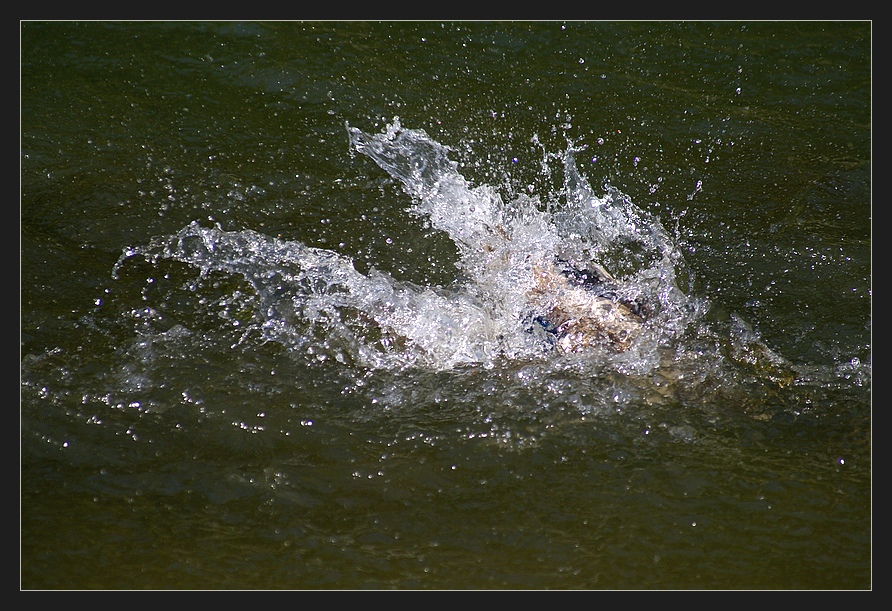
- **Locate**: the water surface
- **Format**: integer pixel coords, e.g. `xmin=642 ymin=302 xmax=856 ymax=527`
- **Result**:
xmin=21 ymin=21 xmax=871 ymax=589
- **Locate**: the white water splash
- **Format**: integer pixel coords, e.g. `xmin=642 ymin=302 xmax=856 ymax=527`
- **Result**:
xmin=115 ymin=118 xmax=705 ymax=373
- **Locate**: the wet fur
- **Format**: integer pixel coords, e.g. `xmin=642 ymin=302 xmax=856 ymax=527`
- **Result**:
xmin=528 ymin=261 xmax=644 ymax=352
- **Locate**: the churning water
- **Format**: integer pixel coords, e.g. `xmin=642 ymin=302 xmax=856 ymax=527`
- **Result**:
xmin=106 ymin=117 xmax=808 ymax=411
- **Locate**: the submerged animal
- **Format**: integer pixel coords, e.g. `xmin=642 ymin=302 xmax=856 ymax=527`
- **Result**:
xmin=528 ymin=259 xmax=644 ymax=353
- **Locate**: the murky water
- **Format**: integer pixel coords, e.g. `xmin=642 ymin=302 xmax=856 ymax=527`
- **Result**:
xmin=21 ymin=21 xmax=870 ymax=589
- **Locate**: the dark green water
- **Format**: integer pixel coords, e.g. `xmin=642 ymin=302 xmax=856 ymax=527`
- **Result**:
xmin=21 ymin=21 xmax=870 ymax=589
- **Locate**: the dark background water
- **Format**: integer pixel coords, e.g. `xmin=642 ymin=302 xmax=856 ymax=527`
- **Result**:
xmin=21 ymin=21 xmax=870 ymax=589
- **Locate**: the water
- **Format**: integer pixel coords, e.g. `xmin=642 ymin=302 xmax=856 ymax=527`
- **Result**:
xmin=21 ymin=21 xmax=870 ymax=589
